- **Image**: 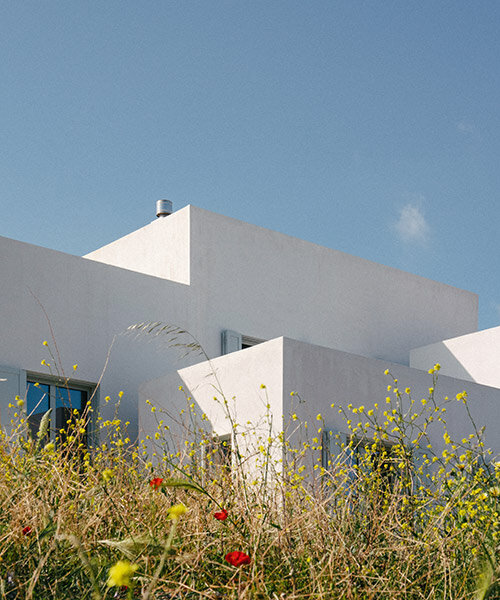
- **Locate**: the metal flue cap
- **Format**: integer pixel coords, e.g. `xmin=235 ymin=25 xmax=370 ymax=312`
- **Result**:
xmin=156 ymin=199 xmax=173 ymax=218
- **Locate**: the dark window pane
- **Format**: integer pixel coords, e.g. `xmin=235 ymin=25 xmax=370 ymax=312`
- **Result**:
xmin=26 ymin=383 xmax=50 ymax=439
xmin=55 ymin=386 xmax=87 ymax=445
xmin=55 ymin=387 xmax=84 ymax=411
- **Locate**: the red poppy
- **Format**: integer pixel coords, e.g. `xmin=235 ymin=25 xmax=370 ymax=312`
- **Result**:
xmin=149 ymin=477 xmax=163 ymax=490
xmin=225 ymin=551 xmax=251 ymax=566
xmin=22 ymin=526 xmax=32 ymax=536
xmin=214 ymin=509 xmax=228 ymax=521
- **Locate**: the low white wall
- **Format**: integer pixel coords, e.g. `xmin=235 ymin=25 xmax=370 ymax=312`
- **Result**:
xmin=139 ymin=337 xmax=500 ymax=477
xmin=281 ymin=337 xmax=500 ymax=459
xmin=410 ymin=326 xmax=500 ymax=389
xmin=139 ymin=338 xmax=284 ymax=467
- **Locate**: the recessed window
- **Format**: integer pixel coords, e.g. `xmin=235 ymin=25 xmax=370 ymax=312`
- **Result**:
xmin=350 ymin=437 xmax=399 ymax=490
xmin=26 ymin=374 xmax=95 ymax=447
xmin=322 ymin=431 xmax=406 ymax=491
xmin=203 ymin=434 xmax=232 ymax=470
xmin=241 ymin=335 xmax=265 ymax=350
xmin=221 ymin=329 xmax=266 ymax=354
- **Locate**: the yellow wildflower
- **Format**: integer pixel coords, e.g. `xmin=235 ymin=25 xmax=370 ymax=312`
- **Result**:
xmin=102 ymin=469 xmax=114 ymax=483
xmin=107 ymin=560 xmax=138 ymax=587
xmin=168 ymin=503 xmax=187 ymax=520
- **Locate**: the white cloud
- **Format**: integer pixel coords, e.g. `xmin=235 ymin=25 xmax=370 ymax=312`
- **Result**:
xmin=394 ymin=203 xmax=429 ymax=243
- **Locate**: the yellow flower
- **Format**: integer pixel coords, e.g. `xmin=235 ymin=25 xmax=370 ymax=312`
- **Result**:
xmin=16 ymin=398 xmax=24 ymax=407
xmin=384 ymin=369 xmax=389 ymax=375
xmin=42 ymin=340 xmax=48 ymax=346
xmin=168 ymin=503 xmax=187 ymax=520
xmin=102 ymin=469 xmax=114 ymax=482
xmin=107 ymin=560 xmax=138 ymax=587
xmin=43 ymin=442 xmax=55 ymax=452
xmin=72 ymin=364 xmax=78 ymax=371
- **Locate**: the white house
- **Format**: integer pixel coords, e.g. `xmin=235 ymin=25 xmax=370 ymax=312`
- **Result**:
xmin=1 ymin=201 xmax=499 ymax=464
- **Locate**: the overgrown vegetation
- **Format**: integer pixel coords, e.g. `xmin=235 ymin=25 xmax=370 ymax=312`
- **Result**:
xmin=0 ymin=344 xmax=499 ymax=599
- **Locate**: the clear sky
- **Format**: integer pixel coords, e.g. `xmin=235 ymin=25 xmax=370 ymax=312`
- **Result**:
xmin=1 ymin=1 xmax=499 ymax=330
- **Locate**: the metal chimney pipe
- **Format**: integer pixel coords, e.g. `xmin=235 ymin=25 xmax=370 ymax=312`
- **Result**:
xmin=156 ymin=199 xmax=173 ymax=218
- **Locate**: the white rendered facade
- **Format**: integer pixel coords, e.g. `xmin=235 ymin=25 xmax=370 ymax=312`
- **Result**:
xmin=0 ymin=204 xmax=498 ymax=458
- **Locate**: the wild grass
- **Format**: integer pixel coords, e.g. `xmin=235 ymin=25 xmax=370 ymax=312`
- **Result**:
xmin=0 ymin=359 xmax=499 ymax=599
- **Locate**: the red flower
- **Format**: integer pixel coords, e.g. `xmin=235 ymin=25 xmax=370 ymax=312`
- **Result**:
xmin=22 ymin=526 xmax=32 ymax=536
xmin=225 ymin=551 xmax=251 ymax=566
xmin=149 ymin=477 xmax=163 ymax=490
xmin=214 ymin=509 xmax=228 ymax=521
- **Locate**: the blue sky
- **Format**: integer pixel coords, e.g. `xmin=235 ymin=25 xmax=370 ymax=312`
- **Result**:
xmin=1 ymin=1 xmax=499 ymax=330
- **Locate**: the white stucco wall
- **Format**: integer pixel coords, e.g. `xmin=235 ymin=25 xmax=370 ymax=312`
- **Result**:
xmin=410 ymin=326 xmax=500 ymax=389
xmin=0 ymin=234 xmax=194 ymax=439
xmin=188 ymin=206 xmax=478 ymax=364
xmin=84 ymin=207 xmax=191 ymax=285
xmin=85 ymin=205 xmax=478 ymax=365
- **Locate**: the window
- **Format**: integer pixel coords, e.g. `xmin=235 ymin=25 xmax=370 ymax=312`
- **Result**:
xmin=322 ymin=431 xmax=405 ymax=489
xmin=202 ymin=433 xmax=232 ymax=472
xmin=350 ymin=437 xmax=399 ymax=490
xmin=26 ymin=374 xmax=96 ymax=447
xmin=221 ymin=329 xmax=265 ymax=354
xmin=241 ymin=335 xmax=264 ymax=350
